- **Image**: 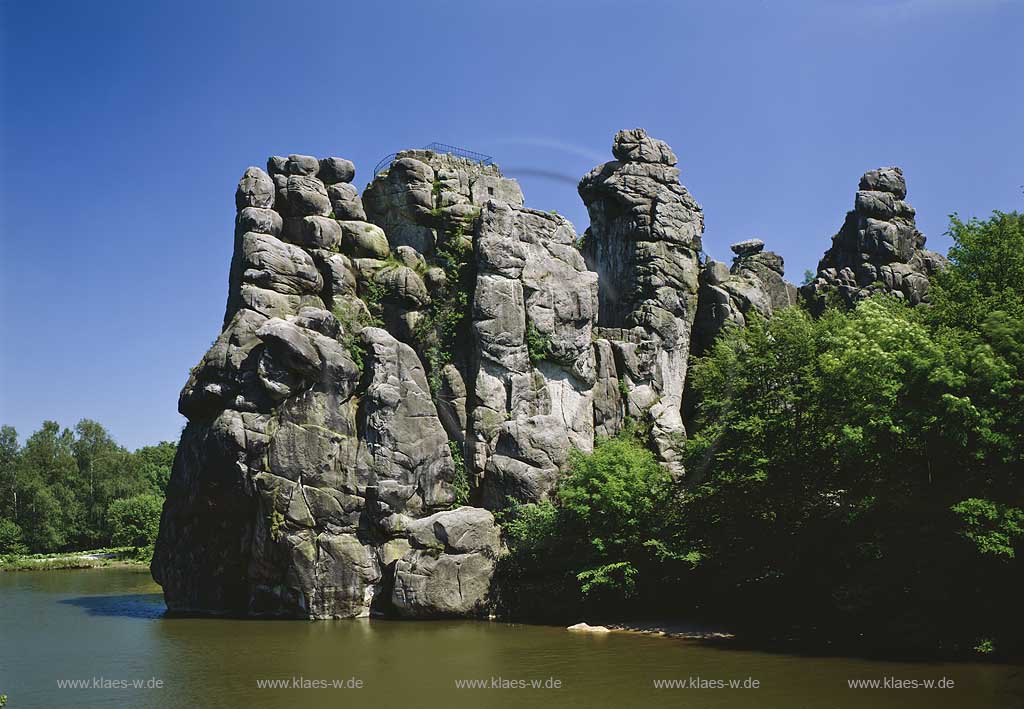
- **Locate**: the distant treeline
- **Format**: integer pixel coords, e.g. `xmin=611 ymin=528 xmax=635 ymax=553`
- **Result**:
xmin=498 ymin=211 xmax=1024 ymax=657
xmin=0 ymin=421 xmax=175 ymax=555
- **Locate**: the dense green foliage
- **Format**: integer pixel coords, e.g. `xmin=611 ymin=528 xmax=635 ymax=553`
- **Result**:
xmin=682 ymin=299 xmax=1023 ymax=654
xmin=448 ymin=441 xmax=471 ymax=506
xmin=0 ymin=420 xmax=174 ymax=554
xmin=106 ymin=494 xmax=164 ymax=548
xmin=497 ymin=424 xmax=690 ymax=620
xmin=501 ymin=211 xmax=1023 ymax=656
xmin=927 ymin=211 xmax=1024 ymax=331
xmin=557 ymin=432 xmax=675 ymax=600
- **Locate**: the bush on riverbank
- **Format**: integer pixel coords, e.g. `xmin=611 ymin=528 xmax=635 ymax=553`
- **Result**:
xmin=495 ymin=423 xmax=698 ymax=621
xmin=107 ymin=494 xmax=163 ymax=549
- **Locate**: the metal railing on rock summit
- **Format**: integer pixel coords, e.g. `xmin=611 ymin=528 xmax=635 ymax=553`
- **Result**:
xmin=372 ymin=142 xmax=494 ymax=177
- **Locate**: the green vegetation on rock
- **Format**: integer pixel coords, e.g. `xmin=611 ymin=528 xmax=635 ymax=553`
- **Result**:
xmin=414 ymin=226 xmax=475 ymax=392
xmin=269 ymin=509 xmax=285 ymax=543
xmin=332 ymin=300 xmax=374 ymax=370
xmin=525 ymin=324 xmax=555 ymax=365
xmin=449 ymin=441 xmax=471 ymax=506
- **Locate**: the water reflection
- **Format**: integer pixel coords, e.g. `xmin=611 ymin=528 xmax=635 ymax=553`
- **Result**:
xmin=59 ymin=593 xmax=166 ymax=619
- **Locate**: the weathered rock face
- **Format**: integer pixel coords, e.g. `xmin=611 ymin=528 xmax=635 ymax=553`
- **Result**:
xmin=468 ymin=201 xmax=599 ymax=508
xmin=693 ymin=239 xmax=799 ymax=353
xmin=578 ymin=128 xmax=705 ymax=474
xmin=801 ymin=167 xmax=948 ymax=313
xmin=153 ymin=154 xmax=500 ymax=619
xmin=387 ymin=506 xmax=502 ymax=617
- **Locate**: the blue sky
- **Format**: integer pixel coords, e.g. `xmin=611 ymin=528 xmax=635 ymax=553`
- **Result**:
xmin=1 ymin=0 xmax=1021 ymax=450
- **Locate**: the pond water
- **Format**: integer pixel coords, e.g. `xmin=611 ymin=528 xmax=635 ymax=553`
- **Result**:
xmin=0 ymin=568 xmax=1020 ymax=708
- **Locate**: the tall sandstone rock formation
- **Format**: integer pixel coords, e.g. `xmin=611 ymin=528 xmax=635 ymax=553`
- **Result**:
xmin=153 ymin=154 xmax=502 ymax=619
xmin=801 ymin=166 xmax=947 ymax=313
xmin=153 ymin=132 xmax=717 ymax=617
xmin=155 ymin=131 xmax=932 ymax=620
xmin=578 ymin=129 xmax=705 ymax=474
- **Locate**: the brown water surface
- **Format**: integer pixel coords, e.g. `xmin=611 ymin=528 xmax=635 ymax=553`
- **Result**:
xmin=0 ymin=568 xmax=1020 ymax=708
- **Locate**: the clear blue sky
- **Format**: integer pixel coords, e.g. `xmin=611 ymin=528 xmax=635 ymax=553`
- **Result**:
xmin=1 ymin=0 xmax=1021 ymax=450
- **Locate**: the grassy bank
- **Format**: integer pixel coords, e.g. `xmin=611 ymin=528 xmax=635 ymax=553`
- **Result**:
xmin=0 ymin=546 xmax=152 ymax=571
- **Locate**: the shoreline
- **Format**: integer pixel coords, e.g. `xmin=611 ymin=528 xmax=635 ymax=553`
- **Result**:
xmin=0 ymin=548 xmax=150 ymax=572
xmin=564 ymin=619 xmax=735 ymax=641
xmin=604 ymin=620 xmax=735 ymax=641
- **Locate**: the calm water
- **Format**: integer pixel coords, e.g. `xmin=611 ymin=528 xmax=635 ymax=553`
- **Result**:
xmin=0 ymin=568 xmax=1021 ymax=709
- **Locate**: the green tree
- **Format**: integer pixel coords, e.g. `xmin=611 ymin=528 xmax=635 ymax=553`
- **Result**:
xmin=15 ymin=476 xmax=65 ymax=551
xmin=498 ymin=426 xmax=687 ymax=618
xmin=0 ymin=425 xmax=18 ymax=520
xmin=682 ymin=298 xmax=1024 ymax=653
xmin=106 ymin=494 xmax=163 ymax=549
xmin=16 ymin=421 xmax=84 ymax=550
xmin=129 ymin=441 xmax=177 ymax=495
xmin=72 ymin=419 xmax=128 ymax=543
xmin=928 ymin=211 xmax=1024 ymax=331
xmin=558 ymin=430 xmax=675 ymax=601
xmin=0 ymin=518 xmax=27 ymax=555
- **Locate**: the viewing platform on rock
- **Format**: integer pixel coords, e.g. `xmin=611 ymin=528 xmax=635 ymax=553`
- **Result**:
xmin=373 ymin=142 xmax=494 ymax=176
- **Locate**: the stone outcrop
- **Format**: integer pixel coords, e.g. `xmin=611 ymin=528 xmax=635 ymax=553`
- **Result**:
xmin=155 ymin=135 xmax=949 ymax=621
xmin=801 ymin=167 xmax=947 ymax=313
xmin=386 ymin=506 xmax=502 ymax=617
xmin=693 ymin=239 xmax=798 ymax=353
xmin=578 ymin=128 xmax=704 ymax=475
